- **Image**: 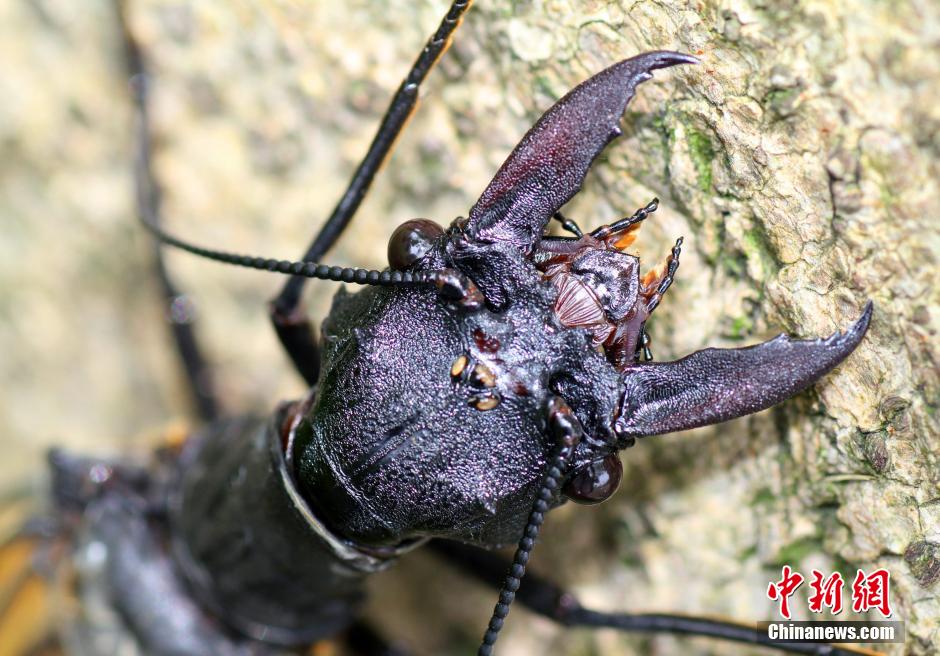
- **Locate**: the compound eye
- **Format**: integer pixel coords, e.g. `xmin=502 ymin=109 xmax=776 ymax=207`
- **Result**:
xmin=562 ymin=454 xmax=623 ymax=505
xmin=388 ymin=219 xmax=444 ymax=270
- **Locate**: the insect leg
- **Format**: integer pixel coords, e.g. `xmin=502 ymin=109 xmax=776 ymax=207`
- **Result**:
xmin=590 ymin=198 xmax=660 ymax=242
xmin=432 ymin=541 xmax=875 ymax=656
xmin=153 ymin=254 xmax=219 ymax=420
xmin=269 ymin=0 xmax=473 ymax=381
xmin=633 ymin=326 xmax=654 ymax=362
xmin=552 ymin=211 xmax=584 ymax=238
xmin=88 ymin=494 xmax=258 ymax=655
xmin=270 ymin=301 xmax=321 ymax=387
xmin=644 ymin=236 xmax=683 ymax=314
xmin=118 ymin=1 xmax=218 ymax=419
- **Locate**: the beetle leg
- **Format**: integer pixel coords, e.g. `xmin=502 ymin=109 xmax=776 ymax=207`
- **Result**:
xmin=547 ymin=199 xmax=660 ymax=248
xmin=626 ymin=233 xmax=678 ymax=366
xmin=155 ymin=249 xmax=220 ymax=420
xmin=432 ymin=540 xmax=872 ymax=656
xmin=269 ymin=302 xmax=321 ymax=387
xmin=86 ymin=494 xmax=259 ymax=655
xmin=633 ymin=326 xmax=654 ymax=362
xmin=616 ymin=302 xmax=873 ymax=440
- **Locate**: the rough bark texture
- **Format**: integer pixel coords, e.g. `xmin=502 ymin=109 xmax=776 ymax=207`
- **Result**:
xmin=1 ymin=1 xmax=937 ymax=654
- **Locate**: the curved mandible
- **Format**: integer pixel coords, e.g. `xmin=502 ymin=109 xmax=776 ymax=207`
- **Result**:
xmin=615 ymin=302 xmax=873 ymax=440
xmin=465 ymin=51 xmax=698 ymax=253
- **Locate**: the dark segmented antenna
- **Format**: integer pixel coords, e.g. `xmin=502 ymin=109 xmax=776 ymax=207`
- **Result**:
xmin=130 ymin=111 xmax=472 ymax=292
xmin=478 ymin=398 xmax=582 ymax=656
xmin=134 ymin=209 xmax=460 ymax=289
xmin=133 ymin=189 xmax=478 ymax=291
xmin=436 ymin=540 xmax=876 ymax=656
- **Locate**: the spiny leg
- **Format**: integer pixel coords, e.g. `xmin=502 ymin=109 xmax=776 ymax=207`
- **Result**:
xmin=269 ymin=301 xmax=321 ymax=388
xmin=118 ymin=0 xmax=218 ymax=421
xmin=593 ymin=198 xmax=662 ymax=366
xmin=432 ymin=541 xmax=878 ymax=656
xmin=154 ymin=257 xmax=219 ymax=421
xmin=269 ymin=1 xmax=474 ymax=386
xmin=549 ymin=198 xmax=660 ymax=245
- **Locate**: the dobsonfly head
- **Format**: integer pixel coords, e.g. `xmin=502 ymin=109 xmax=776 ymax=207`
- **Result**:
xmin=286 ymin=50 xmax=871 ymax=552
xmin=140 ymin=47 xmax=871 ymax=553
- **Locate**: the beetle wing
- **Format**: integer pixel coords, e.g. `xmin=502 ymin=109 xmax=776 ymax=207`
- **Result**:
xmin=615 ymin=302 xmax=873 ymax=438
xmin=465 ymin=51 xmax=697 ymax=253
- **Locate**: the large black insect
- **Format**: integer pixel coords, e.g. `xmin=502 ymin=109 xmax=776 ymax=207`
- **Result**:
xmin=38 ymin=2 xmax=875 ymax=655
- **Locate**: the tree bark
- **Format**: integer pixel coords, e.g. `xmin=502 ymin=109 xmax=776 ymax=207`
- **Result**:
xmin=1 ymin=1 xmax=937 ymax=654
